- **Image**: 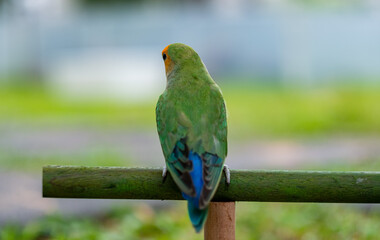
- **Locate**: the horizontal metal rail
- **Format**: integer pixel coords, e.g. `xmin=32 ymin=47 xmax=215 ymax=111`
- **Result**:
xmin=43 ymin=166 xmax=380 ymax=203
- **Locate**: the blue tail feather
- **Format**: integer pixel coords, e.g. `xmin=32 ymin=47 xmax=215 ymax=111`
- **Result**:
xmin=181 ymin=151 xmax=208 ymax=232
xmin=187 ymin=201 xmax=208 ymax=233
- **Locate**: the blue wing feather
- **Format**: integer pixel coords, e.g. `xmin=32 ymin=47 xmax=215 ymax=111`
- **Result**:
xmin=181 ymin=151 xmax=208 ymax=232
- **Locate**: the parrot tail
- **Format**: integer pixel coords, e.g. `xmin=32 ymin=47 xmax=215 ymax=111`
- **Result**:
xmin=187 ymin=201 xmax=209 ymax=233
xmin=181 ymin=150 xmax=208 ymax=232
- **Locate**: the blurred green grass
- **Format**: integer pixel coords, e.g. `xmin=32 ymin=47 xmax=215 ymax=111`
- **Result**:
xmin=224 ymin=83 xmax=380 ymax=138
xmin=2 ymin=201 xmax=380 ymax=240
xmin=1 ymin=82 xmax=380 ymax=137
xmin=0 ymin=149 xmax=133 ymax=171
xmin=0 ymin=85 xmax=154 ymax=130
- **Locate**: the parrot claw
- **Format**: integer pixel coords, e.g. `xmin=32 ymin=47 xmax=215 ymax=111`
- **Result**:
xmin=162 ymin=166 xmax=168 ymax=183
xmin=223 ymin=164 xmax=230 ymax=185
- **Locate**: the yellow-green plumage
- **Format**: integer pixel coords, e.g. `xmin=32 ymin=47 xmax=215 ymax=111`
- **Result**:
xmin=156 ymin=43 xmax=227 ymax=232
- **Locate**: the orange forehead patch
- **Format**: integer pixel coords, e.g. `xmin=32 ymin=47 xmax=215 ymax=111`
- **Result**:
xmin=162 ymin=44 xmax=174 ymax=76
xmin=162 ymin=44 xmax=170 ymax=55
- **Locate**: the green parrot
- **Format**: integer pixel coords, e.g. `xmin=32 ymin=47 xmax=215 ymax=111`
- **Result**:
xmin=156 ymin=43 xmax=229 ymax=232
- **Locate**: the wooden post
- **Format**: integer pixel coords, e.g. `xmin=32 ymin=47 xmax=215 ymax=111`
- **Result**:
xmin=204 ymin=202 xmax=235 ymax=240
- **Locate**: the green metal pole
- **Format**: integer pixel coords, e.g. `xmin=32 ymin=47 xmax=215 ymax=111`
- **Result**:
xmin=43 ymin=165 xmax=380 ymax=203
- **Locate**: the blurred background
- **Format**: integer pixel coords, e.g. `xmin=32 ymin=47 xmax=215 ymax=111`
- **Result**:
xmin=1 ymin=0 xmax=380 ymax=239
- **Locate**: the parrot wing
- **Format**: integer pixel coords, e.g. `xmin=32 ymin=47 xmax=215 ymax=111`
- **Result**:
xmin=199 ymin=99 xmax=227 ymax=209
xmin=156 ymin=94 xmax=197 ymax=197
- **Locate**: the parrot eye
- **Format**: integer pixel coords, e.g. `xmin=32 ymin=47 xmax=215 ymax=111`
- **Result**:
xmin=163 ymin=53 xmax=167 ymax=61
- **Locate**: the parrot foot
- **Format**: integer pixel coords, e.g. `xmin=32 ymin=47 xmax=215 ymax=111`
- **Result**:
xmin=162 ymin=166 xmax=168 ymax=183
xmin=223 ymin=164 xmax=230 ymax=185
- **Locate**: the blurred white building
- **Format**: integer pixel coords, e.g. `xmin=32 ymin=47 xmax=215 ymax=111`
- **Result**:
xmin=0 ymin=0 xmax=380 ymax=100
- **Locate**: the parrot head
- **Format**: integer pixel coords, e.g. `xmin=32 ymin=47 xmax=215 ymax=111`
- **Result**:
xmin=161 ymin=43 xmax=204 ymax=78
